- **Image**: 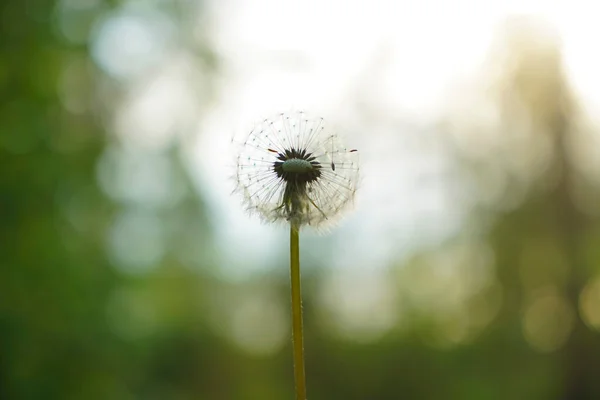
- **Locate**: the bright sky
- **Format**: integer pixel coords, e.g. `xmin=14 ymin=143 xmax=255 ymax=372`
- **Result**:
xmin=195 ymin=0 xmax=600 ymax=279
xmin=80 ymin=0 xmax=600 ymax=350
xmin=87 ymin=0 xmax=600 ymax=280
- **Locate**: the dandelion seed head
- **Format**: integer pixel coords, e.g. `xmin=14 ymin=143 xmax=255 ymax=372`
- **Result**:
xmin=235 ymin=111 xmax=359 ymax=228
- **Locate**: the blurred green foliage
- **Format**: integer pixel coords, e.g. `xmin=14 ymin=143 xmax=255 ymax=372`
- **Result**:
xmin=2 ymin=1 xmax=600 ymax=400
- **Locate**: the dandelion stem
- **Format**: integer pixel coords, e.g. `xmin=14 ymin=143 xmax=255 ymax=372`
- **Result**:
xmin=290 ymin=223 xmax=307 ymax=400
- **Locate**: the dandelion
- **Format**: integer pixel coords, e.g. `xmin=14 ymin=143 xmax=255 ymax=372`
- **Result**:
xmin=236 ymin=111 xmax=359 ymax=228
xmin=235 ymin=111 xmax=359 ymax=400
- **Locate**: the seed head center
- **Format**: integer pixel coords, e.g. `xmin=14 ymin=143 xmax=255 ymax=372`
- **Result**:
xmin=272 ymin=149 xmax=322 ymax=184
xmin=282 ymin=158 xmax=313 ymax=173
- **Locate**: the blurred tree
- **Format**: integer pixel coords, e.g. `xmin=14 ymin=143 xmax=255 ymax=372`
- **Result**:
xmin=0 ymin=0 xmax=221 ymax=399
xmin=442 ymin=17 xmax=600 ymax=399
xmin=486 ymin=18 xmax=600 ymax=399
xmin=0 ymin=0 xmax=120 ymax=398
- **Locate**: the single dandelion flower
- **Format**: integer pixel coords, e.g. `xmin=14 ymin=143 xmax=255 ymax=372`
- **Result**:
xmin=234 ymin=111 xmax=359 ymax=400
xmin=235 ymin=111 xmax=359 ymax=229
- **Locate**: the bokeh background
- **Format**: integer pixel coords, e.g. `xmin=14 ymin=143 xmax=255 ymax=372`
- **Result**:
xmin=3 ymin=0 xmax=600 ymax=399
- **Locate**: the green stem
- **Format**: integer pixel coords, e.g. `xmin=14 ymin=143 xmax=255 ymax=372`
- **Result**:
xmin=290 ymin=224 xmax=307 ymax=400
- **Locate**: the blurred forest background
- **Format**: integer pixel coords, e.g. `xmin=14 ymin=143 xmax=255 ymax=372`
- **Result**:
xmin=2 ymin=0 xmax=600 ymax=399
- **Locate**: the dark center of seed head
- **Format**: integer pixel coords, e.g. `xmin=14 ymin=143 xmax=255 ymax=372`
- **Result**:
xmin=273 ymin=148 xmax=322 ymax=184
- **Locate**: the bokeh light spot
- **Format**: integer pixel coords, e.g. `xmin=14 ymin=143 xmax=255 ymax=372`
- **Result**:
xmin=318 ymin=269 xmax=400 ymax=343
xmin=107 ymin=209 xmax=165 ymax=274
xmin=106 ymin=287 xmax=158 ymax=340
xmin=97 ymin=145 xmax=185 ymax=208
xmin=228 ymin=294 xmax=287 ymax=356
xmin=114 ymin=62 xmax=200 ymax=151
xmin=522 ymin=288 xmax=574 ymax=353
xmin=91 ymin=6 xmax=173 ymax=79
xmin=54 ymin=0 xmax=104 ymax=45
xmin=579 ymin=277 xmax=600 ymax=331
